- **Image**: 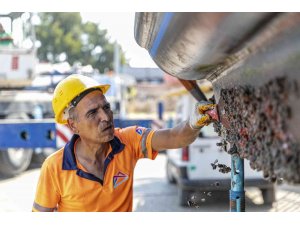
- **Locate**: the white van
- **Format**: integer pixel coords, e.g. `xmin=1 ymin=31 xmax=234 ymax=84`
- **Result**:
xmin=166 ymin=94 xmax=275 ymax=206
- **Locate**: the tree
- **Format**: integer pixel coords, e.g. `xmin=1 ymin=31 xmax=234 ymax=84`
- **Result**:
xmin=35 ymin=12 xmax=127 ymax=73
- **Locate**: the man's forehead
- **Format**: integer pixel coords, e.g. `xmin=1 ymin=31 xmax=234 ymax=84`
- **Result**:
xmin=77 ymin=90 xmax=107 ymax=107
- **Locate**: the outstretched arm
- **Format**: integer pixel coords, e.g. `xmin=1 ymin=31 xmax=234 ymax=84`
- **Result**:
xmin=152 ymin=120 xmax=200 ymax=151
xmin=151 ymin=101 xmax=217 ymax=151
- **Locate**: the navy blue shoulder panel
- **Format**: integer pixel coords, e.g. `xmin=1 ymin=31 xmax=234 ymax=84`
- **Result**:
xmin=62 ymin=134 xmax=79 ymax=170
xmin=109 ymin=136 xmax=125 ymax=154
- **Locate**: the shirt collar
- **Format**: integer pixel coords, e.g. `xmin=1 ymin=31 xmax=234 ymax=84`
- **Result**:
xmin=62 ymin=134 xmax=125 ymax=170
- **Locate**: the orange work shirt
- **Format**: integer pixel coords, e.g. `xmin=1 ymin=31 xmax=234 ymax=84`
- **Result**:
xmin=32 ymin=126 xmax=157 ymax=212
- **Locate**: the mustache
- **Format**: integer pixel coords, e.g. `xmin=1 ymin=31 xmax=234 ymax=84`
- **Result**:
xmin=98 ymin=121 xmax=114 ymax=131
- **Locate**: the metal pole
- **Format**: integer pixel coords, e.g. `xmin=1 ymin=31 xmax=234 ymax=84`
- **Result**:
xmin=114 ymin=41 xmax=120 ymax=74
xmin=33 ymin=104 xmax=43 ymax=154
xmin=157 ymin=101 xmax=164 ymax=120
xmin=230 ymin=153 xmax=245 ymax=212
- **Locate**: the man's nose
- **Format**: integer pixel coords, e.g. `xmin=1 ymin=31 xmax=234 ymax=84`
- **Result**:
xmin=98 ymin=108 xmax=110 ymax=122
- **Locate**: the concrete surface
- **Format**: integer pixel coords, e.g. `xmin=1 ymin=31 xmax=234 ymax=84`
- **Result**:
xmin=0 ymin=154 xmax=299 ymax=212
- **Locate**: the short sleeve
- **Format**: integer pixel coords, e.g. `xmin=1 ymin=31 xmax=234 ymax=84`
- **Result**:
xmin=119 ymin=126 xmax=158 ymax=160
xmin=32 ymin=160 xmax=60 ymax=211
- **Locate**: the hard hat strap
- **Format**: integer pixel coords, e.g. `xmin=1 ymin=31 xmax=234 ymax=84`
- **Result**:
xmin=70 ymin=88 xmax=102 ymax=107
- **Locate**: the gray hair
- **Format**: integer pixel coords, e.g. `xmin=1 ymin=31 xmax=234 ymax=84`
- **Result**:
xmin=62 ymin=105 xmax=78 ymax=121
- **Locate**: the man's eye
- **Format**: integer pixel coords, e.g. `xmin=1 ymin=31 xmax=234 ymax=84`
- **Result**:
xmin=103 ymin=104 xmax=111 ymax=110
xmin=88 ymin=109 xmax=97 ymax=117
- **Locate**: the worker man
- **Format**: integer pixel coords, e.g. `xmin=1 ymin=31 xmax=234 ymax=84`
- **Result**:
xmin=32 ymin=74 xmax=216 ymax=212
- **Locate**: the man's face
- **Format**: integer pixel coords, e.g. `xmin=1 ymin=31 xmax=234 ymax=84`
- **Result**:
xmin=69 ymin=90 xmax=114 ymax=143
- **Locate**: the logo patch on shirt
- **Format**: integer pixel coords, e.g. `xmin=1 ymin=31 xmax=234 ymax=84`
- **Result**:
xmin=135 ymin=127 xmax=143 ymax=135
xmin=113 ymin=171 xmax=129 ymax=189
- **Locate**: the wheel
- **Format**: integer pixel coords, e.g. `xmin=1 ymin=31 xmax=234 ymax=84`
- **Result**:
xmin=261 ymin=186 xmax=276 ymax=205
xmin=0 ymin=148 xmax=33 ymax=177
xmin=166 ymin=160 xmax=176 ymax=184
xmin=0 ymin=113 xmax=33 ymax=177
xmin=179 ymin=188 xmax=193 ymax=206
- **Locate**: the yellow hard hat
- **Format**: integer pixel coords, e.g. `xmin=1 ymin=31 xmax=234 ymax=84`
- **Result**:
xmin=52 ymin=74 xmax=110 ymax=124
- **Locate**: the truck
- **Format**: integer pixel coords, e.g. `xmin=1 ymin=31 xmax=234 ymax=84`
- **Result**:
xmin=0 ymin=12 xmax=56 ymax=176
xmin=166 ymin=93 xmax=275 ymax=206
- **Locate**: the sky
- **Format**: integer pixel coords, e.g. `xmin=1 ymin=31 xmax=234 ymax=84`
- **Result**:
xmin=80 ymin=12 xmax=158 ymax=68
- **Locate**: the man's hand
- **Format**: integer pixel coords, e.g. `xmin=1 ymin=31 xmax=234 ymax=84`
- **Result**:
xmin=189 ymin=101 xmax=217 ymax=129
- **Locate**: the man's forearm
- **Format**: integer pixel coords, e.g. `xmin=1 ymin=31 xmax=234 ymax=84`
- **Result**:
xmin=152 ymin=120 xmax=201 ymax=151
xmin=169 ymin=120 xmax=201 ymax=148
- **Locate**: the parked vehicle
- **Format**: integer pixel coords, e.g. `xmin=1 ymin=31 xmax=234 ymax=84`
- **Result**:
xmin=0 ymin=12 xmax=148 ymax=177
xmin=166 ymin=94 xmax=275 ymax=206
xmin=0 ymin=12 xmax=55 ymax=176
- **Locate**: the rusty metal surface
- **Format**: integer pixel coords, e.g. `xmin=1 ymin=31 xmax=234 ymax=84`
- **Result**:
xmin=212 ymin=15 xmax=300 ymax=183
xmin=214 ymin=78 xmax=300 ymax=183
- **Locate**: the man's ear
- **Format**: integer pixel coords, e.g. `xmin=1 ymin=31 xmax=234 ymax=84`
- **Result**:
xmin=67 ymin=118 xmax=79 ymax=134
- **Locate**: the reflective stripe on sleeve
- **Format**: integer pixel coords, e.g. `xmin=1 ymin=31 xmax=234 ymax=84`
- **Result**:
xmin=141 ymin=128 xmax=152 ymax=158
xmin=33 ymin=202 xmax=55 ymax=212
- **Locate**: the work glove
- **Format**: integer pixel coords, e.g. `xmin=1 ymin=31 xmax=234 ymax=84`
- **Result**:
xmin=189 ymin=101 xmax=217 ymax=129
